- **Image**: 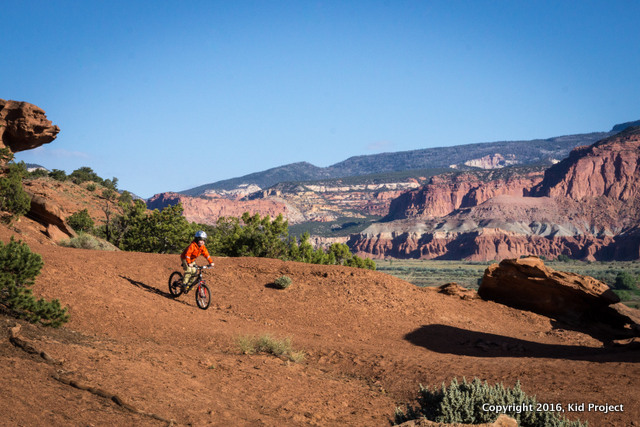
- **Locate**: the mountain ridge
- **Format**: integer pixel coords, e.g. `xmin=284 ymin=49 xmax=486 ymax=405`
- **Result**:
xmin=178 ymin=130 xmax=614 ymax=196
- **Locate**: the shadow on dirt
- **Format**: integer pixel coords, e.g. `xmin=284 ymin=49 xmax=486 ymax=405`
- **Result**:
xmin=121 ymin=276 xmax=190 ymax=306
xmin=405 ymin=324 xmax=639 ymax=363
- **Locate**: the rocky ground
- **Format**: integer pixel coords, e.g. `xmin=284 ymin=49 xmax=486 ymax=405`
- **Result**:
xmin=1 ymin=221 xmax=639 ymax=426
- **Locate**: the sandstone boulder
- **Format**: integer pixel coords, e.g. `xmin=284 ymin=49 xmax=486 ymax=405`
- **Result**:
xmin=26 ymin=194 xmax=76 ymax=240
xmin=0 ymin=99 xmax=59 ymax=153
xmin=478 ymin=256 xmax=620 ymax=323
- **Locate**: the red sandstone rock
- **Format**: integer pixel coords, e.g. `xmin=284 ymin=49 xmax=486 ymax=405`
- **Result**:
xmin=478 ymin=256 xmax=619 ymax=322
xmin=26 ymin=194 xmax=76 ymax=240
xmin=0 ymin=99 xmax=59 ymax=153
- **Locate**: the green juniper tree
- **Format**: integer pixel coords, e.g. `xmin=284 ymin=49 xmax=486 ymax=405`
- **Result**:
xmin=0 ymin=153 xmax=31 ymax=224
xmin=0 ymin=238 xmax=69 ymax=327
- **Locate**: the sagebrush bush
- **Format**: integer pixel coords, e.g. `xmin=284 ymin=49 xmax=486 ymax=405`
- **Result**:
xmin=274 ymin=275 xmax=292 ymax=289
xmin=394 ymin=378 xmax=586 ymax=427
xmin=59 ymin=233 xmax=117 ymax=251
xmin=0 ymin=238 xmax=69 ymax=327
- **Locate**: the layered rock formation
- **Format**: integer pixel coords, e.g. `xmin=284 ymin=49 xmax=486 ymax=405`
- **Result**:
xmin=386 ymin=168 xmax=545 ymax=219
xmin=349 ymin=128 xmax=640 ymax=261
xmin=0 ymin=99 xmax=60 ymax=153
xmin=248 ymin=179 xmax=425 ymax=222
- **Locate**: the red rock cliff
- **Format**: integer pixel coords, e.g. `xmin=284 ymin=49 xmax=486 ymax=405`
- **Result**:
xmin=387 ymin=168 xmax=544 ymax=220
xmin=533 ymin=126 xmax=640 ymax=201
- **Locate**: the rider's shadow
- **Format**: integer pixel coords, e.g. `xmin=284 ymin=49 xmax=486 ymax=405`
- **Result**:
xmin=121 ymin=276 xmax=190 ymax=306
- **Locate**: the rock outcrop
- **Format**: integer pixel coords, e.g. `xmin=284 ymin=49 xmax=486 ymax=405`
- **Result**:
xmin=26 ymin=194 xmax=76 ymax=241
xmin=478 ymin=257 xmax=639 ymax=338
xmin=479 ymin=256 xmax=619 ymax=319
xmin=0 ymin=99 xmax=60 ymax=153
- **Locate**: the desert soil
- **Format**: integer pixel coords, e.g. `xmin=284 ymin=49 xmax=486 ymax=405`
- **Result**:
xmin=0 ymin=225 xmax=638 ymax=426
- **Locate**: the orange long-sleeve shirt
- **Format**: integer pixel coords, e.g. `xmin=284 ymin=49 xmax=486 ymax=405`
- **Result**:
xmin=181 ymin=242 xmax=213 ymax=264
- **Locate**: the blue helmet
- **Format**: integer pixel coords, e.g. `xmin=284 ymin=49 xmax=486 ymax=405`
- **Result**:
xmin=195 ymin=230 xmax=207 ymax=240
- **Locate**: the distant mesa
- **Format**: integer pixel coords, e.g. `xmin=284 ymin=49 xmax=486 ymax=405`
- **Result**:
xmin=611 ymin=119 xmax=640 ymax=133
xmin=0 ymin=99 xmax=60 ymax=153
xmin=349 ymin=127 xmax=640 ymax=261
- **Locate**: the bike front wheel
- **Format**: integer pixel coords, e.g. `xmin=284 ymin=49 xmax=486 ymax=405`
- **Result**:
xmin=195 ymin=283 xmax=211 ymax=310
xmin=168 ymin=271 xmax=184 ymax=297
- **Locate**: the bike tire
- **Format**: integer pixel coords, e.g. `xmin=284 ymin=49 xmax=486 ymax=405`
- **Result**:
xmin=195 ymin=283 xmax=211 ymax=310
xmin=168 ymin=271 xmax=184 ymax=297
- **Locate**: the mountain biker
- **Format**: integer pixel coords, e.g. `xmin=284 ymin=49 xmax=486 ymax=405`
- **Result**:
xmin=181 ymin=230 xmax=214 ymax=287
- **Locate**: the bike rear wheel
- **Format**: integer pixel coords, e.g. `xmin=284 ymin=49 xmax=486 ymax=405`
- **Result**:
xmin=195 ymin=283 xmax=211 ymax=310
xmin=168 ymin=271 xmax=184 ymax=297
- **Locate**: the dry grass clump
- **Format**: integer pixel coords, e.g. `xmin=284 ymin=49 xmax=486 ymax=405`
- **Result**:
xmin=236 ymin=334 xmax=305 ymax=363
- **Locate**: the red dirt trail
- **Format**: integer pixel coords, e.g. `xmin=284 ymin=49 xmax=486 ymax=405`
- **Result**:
xmin=0 ymin=226 xmax=638 ymax=426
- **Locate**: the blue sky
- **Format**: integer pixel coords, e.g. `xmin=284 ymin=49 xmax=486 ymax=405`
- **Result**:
xmin=3 ymin=1 xmax=639 ymax=198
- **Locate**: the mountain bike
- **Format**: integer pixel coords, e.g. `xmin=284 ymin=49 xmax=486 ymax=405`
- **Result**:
xmin=168 ymin=265 xmax=212 ymax=310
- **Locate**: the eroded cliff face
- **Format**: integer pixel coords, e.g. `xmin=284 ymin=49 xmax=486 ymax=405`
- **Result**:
xmin=245 ymin=179 xmax=426 ymax=222
xmin=387 ymin=169 xmax=545 ymax=220
xmin=146 ymin=192 xmax=305 ymax=225
xmin=349 ymin=128 xmax=640 ymax=261
xmin=534 ymin=127 xmax=640 ymax=202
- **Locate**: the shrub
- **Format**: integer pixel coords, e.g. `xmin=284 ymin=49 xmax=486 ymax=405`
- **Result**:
xmin=0 ymin=162 xmax=31 ymax=224
xmin=556 ymin=254 xmax=571 ymax=262
xmin=59 ymin=232 xmax=117 ymax=251
xmin=86 ymin=183 xmax=97 ymax=192
xmin=236 ymin=334 xmax=305 ymax=362
xmin=67 ymin=209 xmax=95 ymax=233
xmin=69 ymin=166 xmax=102 ymax=185
xmin=0 ymin=238 xmax=69 ymax=327
xmin=274 ymin=275 xmax=292 ymax=289
xmin=27 ymin=168 xmax=49 ymax=178
xmin=49 ymin=169 xmax=67 ymax=181
xmin=394 ymin=378 xmax=585 ymax=427
xmin=614 ymin=271 xmax=638 ymax=291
